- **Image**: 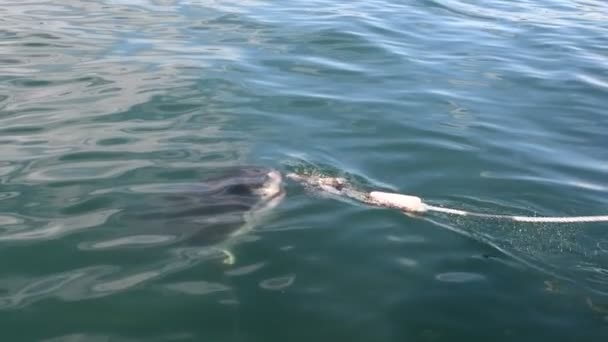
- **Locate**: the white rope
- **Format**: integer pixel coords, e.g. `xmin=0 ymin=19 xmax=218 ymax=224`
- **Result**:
xmin=287 ymin=173 xmax=608 ymax=224
xmin=424 ymin=204 xmax=608 ymax=223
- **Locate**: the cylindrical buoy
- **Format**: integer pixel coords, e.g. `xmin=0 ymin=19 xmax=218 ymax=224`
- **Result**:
xmin=369 ymin=191 xmax=427 ymax=213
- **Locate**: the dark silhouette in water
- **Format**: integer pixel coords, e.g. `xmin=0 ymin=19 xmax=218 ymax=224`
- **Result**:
xmin=113 ymin=166 xmax=284 ymax=262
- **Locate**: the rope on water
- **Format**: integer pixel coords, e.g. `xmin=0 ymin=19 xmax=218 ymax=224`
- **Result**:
xmin=424 ymin=204 xmax=608 ymax=223
xmin=287 ymin=173 xmax=608 ymax=224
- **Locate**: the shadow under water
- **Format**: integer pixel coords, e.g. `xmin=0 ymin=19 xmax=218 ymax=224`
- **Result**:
xmin=102 ymin=166 xmax=285 ymax=249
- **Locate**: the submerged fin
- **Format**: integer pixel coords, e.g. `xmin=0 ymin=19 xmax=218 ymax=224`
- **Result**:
xmin=221 ymin=249 xmax=236 ymax=265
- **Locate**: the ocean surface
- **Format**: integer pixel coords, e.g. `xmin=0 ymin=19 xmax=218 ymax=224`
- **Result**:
xmin=1 ymin=0 xmax=608 ymax=340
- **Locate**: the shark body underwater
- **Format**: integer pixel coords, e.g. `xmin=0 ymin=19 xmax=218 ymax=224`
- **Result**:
xmin=114 ymin=166 xmax=285 ymax=264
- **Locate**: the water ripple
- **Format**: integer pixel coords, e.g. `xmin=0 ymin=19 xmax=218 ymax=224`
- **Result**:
xmin=1 ymin=0 xmax=608 ymax=339
xmin=225 ymin=262 xmax=266 ymax=276
xmin=81 ymin=234 xmax=177 ymax=250
xmin=435 ymin=272 xmax=486 ymax=283
xmin=0 ymin=209 xmax=118 ymax=242
xmin=259 ymin=274 xmax=296 ymax=290
xmin=0 ymin=266 xmax=117 ymax=309
xmin=165 ymin=281 xmax=231 ymax=296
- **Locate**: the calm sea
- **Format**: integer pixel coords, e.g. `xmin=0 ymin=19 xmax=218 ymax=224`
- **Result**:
xmin=1 ymin=0 xmax=607 ymax=340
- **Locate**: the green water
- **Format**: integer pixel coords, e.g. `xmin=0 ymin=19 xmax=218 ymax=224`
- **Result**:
xmin=1 ymin=0 xmax=608 ymax=340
